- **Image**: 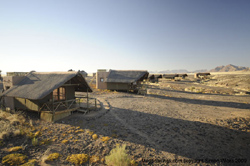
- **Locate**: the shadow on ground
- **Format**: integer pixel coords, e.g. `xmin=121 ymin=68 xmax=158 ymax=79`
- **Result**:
xmin=58 ymin=105 xmax=250 ymax=163
xmin=146 ymin=93 xmax=250 ymax=109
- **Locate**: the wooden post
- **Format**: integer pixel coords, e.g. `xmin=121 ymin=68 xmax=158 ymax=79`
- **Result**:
xmin=52 ymin=98 xmax=55 ymax=121
xmin=87 ymin=89 xmax=89 ymax=112
xmin=95 ymin=98 xmax=97 ymax=111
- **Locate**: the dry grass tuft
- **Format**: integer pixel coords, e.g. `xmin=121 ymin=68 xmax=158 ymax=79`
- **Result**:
xmin=130 ymin=159 xmax=138 ymax=166
xmin=89 ymin=155 xmax=100 ymax=163
xmin=66 ymin=154 xmax=89 ymax=165
xmin=34 ymin=131 xmax=41 ymax=138
xmin=86 ymin=130 xmax=94 ymax=135
xmin=20 ymin=159 xmax=37 ymax=166
xmin=61 ymin=139 xmax=69 ymax=144
xmin=105 ymin=144 xmax=131 ymax=166
xmin=75 ymin=129 xmax=84 ymax=134
xmin=101 ymin=136 xmax=110 ymax=143
xmin=32 ymin=138 xmax=39 ymax=146
xmin=0 ymin=131 xmax=11 ymax=140
xmin=92 ymin=134 xmax=98 ymax=140
xmin=46 ymin=153 xmax=61 ymax=161
xmin=7 ymin=113 xmax=25 ymax=125
xmin=7 ymin=146 xmax=23 ymax=152
xmin=0 ymin=110 xmax=27 ymax=141
xmin=2 ymin=153 xmax=27 ymax=166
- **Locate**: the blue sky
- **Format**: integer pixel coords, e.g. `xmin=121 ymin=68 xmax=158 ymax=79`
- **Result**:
xmin=0 ymin=0 xmax=249 ymax=74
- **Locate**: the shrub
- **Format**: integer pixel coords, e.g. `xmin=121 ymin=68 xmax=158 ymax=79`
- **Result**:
xmin=66 ymin=154 xmax=89 ymax=165
xmin=27 ymin=132 xmax=34 ymax=139
xmin=34 ymin=131 xmax=41 ymax=138
xmin=8 ymin=146 xmax=23 ymax=152
xmin=20 ymin=159 xmax=37 ymax=166
xmin=87 ymin=130 xmax=94 ymax=135
xmin=75 ymin=129 xmax=84 ymax=134
xmin=2 ymin=153 xmax=27 ymax=166
xmin=61 ymin=139 xmax=69 ymax=144
xmin=92 ymin=134 xmax=98 ymax=140
xmin=101 ymin=136 xmax=110 ymax=143
xmin=130 ymin=159 xmax=138 ymax=166
xmin=105 ymin=144 xmax=131 ymax=166
xmin=46 ymin=153 xmax=61 ymax=161
xmin=32 ymin=138 xmax=39 ymax=146
xmin=89 ymin=155 xmax=100 ymax=163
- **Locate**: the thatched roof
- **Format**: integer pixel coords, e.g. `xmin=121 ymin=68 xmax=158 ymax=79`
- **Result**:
xmin=1 ymin=71 xmax=92 ymax=100
xmin=106 ymin=70 xmax=148 ymax=83
xmin=196 ymin=72 xmax=211 ymax=76
xmin=163 ymin=74 xmax=179 ymax=79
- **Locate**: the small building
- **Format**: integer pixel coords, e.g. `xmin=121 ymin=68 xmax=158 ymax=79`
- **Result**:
xmin=0 ymin=71 xmax=92 ymax=121
xmin=194 ymin=72 xmax=211 ymax=79
xmin=178 ymin=74 xmax=188 ymax=79
xmin=163 ymin=74 xmax=179 ymax=80
xmin=96 ymin=69 xmax=149 ymax=91
xmin=148 ymin=74 xmax=162 ymax=83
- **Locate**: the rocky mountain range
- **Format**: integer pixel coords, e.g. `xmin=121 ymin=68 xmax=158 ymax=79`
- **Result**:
xmin=209 ymin=64 xmax=249 ymax=72
xmin=150 ymin=64 xmax=249 ymax=74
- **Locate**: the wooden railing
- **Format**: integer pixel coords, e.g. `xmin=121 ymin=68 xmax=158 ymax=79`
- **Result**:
xmin=39 ymin=98 xmax=80 ymax=112
xmin=75 ymin=96 xmax=97 ymax=111
xmin=39 ymin=97 xmax=98 ymax=113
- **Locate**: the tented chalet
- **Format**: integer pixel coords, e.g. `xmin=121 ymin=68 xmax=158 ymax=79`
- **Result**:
xmin=148 ymin=74 xmax=163 ymax=83
xmin=0 ymin=71 xmax=92 ymax=121
xmin=163 ymin=74 xmax=179 ymax=80
xmin=194 ymin=72 xmax=211 ymax=79
xmin=96 ymin=69 xmax=149 ymax=91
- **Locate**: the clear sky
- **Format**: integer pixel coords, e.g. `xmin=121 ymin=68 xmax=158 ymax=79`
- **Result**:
xmin=0 ymin=0 xmax=249 ymax=74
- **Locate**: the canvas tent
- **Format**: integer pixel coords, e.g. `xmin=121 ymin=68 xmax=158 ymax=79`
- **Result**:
xmin=96 ymin=70 xmax=148 ymax=91
xmin=1 ymin=71 xmax=92 ymax=121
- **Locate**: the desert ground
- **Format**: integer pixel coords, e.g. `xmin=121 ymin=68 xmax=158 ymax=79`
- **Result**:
xmin=1 ymin=72 xmax=250 ymax=165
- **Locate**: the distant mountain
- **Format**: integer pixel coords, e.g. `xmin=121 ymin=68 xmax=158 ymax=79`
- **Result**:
xmin=150 ymin=64 xmax=249 ymax=74
xmin=209 ymin=64 xmax=249 ymax=72
xmin=149 ymin=69 xmax=208 ymax=74
xmin=191 ymin=69 xmax=208 ymax=73
xmin=158 ymin=69 xmax=189 ymax=74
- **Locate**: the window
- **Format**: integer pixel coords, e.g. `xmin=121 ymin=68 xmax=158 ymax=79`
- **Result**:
xmin=52 ymin=87 xmax=66 ymax=101
xmin=59 ymin=87 xmax=65 ymax=100
xmin=100 ymin=78 xmax=104 ymax=82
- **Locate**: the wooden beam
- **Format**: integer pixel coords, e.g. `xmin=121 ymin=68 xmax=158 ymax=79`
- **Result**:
xmin=62 ymin=84 xmax=80 ymax=86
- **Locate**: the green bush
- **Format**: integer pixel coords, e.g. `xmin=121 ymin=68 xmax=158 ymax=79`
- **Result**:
xmin=105 ymin=144 xmax=131 ymax=166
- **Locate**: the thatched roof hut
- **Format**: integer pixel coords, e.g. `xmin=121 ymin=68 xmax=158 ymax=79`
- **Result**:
xmin=103 ymin=70 xmax=148 ymax=91
xmin=163 ymin=74 xmax=179 ymax=79
xmin=106 ymin=70 xmax=148 ymax=83
xmin=1 ymin=71 xmax=92 ymax=100
xmin=1 ymin=71 xmax=92 ymax=121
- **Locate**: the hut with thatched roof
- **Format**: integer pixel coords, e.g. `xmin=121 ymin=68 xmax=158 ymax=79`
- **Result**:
xmin=1 ymin=71 xmax=92 ymax=121
xmin=96 ymin=69 xmax=148 ymax=91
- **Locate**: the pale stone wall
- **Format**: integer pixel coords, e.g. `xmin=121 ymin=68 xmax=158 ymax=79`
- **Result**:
xmin=96 ymin=71 xmax=109 ymax=89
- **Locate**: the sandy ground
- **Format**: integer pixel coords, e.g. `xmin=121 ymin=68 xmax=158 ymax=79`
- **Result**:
xmin=59 ymin=73 xmax=250 ymax=165
xmin=1 ymin=73 xmax=250 ymax=165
